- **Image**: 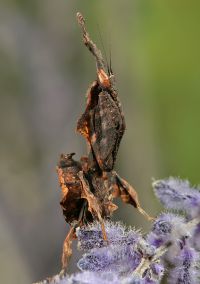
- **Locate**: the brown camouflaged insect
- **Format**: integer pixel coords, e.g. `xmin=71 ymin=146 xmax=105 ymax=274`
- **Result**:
xmin=57 ymin=12 xmax=152 ymax=271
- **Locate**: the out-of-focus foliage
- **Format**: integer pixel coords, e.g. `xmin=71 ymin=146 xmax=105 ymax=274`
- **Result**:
xmin=0 ymin=1 xmax=200 ymax=283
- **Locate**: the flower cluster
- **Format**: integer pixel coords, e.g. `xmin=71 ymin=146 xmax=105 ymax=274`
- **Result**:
xmin=153 ymin=178 xmax=200 ymax=220
xmin=36 ymin=178 xmax=200 ymax=284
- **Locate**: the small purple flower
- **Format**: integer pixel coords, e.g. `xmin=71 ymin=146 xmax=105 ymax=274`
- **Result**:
xmin=68 ymin=271 xmax=121 ymax=284
xmin=192 ymin=223 xmax=200 ymax=251
xmin=77 ymin=221 xmax=143 ymax=275
xmin=122 ymin=275 xmax=158 ymax=284
xmin=147 ymin=213 xmax=186 ymax=248
xmin=168 ymin=245 xmax=199 ymax=284
xmin=150 ymin=263 xmax=164 ymax=279
xmin=153 ymin=178 xmax=200 ymax=219
xmin=77 ymin=221 xmax=140 ymax=251
xmin=78 ymin=244 xmax=142 ymax=274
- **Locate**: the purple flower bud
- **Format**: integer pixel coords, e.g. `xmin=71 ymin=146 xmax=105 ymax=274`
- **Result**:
xmin=146 ymin=212 xmax=200 ymax=268
xmin=142 ymin=278 xmax=159 ymax=284
xmin=77 ymin=221 xmax=140 ymax=251
xmin=150 ymin=263 xmax=164 ymax=279
xmin=153 ymin=178 xmax=200 ymax=219
xmin=147 ymin=213 xmax=186 ymax=248
xmin=192 ymin=223 xmax=200 ymax=250
xmin=78 ymin=244 xmax=142 ymax=275
xmin=168 ymin=245 xmax=199 ymax=284
xmin=68 ymin=271 xmax=121 ymax=284
xmin=122 ymin=275 xmax=157 ymax=284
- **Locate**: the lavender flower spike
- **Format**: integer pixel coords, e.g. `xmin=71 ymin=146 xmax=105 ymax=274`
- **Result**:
xmin=153 ymin=177 xmax=200 ymax=219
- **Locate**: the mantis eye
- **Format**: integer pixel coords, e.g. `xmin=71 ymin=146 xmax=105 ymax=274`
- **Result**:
xmin=97 ymin=68 xmax=111 ymax=88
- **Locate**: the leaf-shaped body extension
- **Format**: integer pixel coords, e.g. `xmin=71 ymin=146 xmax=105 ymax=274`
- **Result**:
xmin=77 ymin=80 xmax=125 ymax=171
xmin=57 ymin=153 xmax=86 ymax=224
xmin=57 ymin=153 xmax=117 ymax=225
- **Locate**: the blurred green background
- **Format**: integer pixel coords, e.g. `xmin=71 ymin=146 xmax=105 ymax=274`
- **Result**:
xmin=0 ymin=1 xmax=200 ymax=283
